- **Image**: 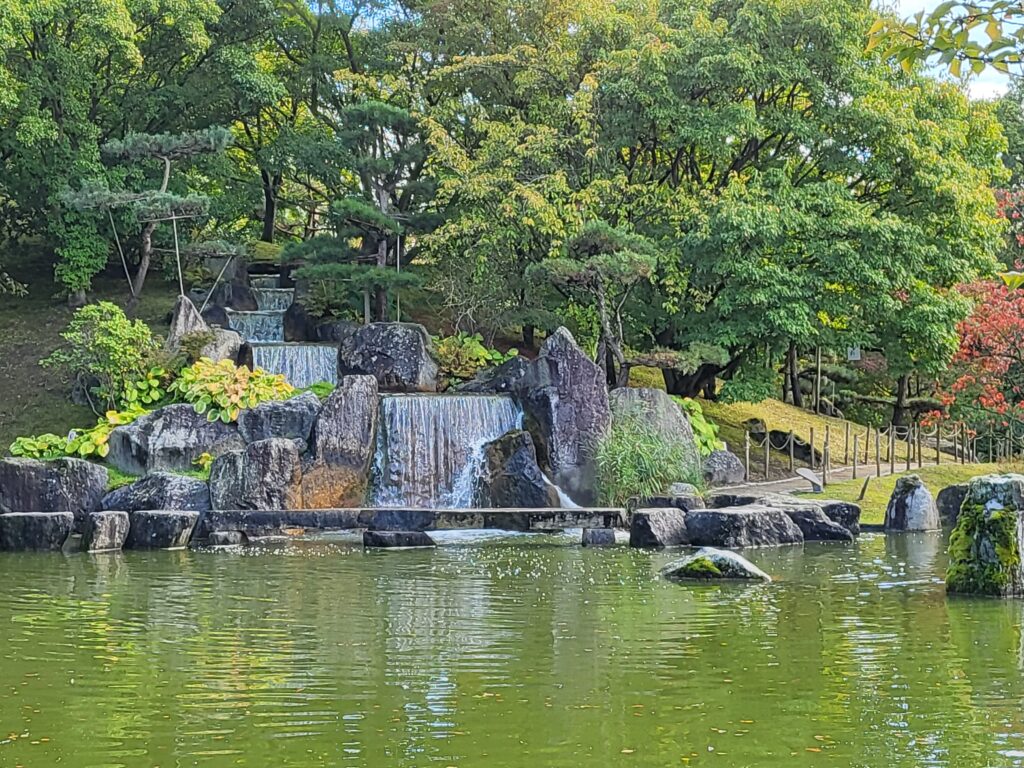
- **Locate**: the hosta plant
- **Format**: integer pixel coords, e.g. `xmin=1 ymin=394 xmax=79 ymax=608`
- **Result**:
xmin=121 ymin=367 xmax=170 ymax=407
xmin=170 ymin=358 xmax=294 ymax=423
xmin=9 ymin=433 xmax=70 ymax=459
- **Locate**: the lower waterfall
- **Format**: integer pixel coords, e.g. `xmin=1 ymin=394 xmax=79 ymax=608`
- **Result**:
xmin=250 ymin=343 xmax=338 ymax=389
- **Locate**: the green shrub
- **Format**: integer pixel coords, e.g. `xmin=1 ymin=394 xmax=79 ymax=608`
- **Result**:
xmin=434 ymin=333 xmax=517 ymax=386
xmin=301 ymin=381 xmax=336 ymax=400
xmin=41 ymin=301 xmax=159 ymax=410
xmin=170 ymin=357 xmax=294 ymax=423
xmin=121 ymin=366 xmax=171 ymax=407
xmin=718 ymin=365 xmax=779 ymax=405
xmin=594 ymin=409 xmax=703 ymax=507
xmin=674 ymin=397 xmax=725 ymax=457
xmin=9 ymin=433 xmax=70 ymax=459
xmin=9 ymin=406 xmax=147 ymax=460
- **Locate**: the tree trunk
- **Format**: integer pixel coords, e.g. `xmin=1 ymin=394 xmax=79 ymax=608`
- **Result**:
xmin=373 ymin=239 xmax=388 ymax=322
xmin=663 ymin=364 xmax=721 ymax=398
xmin=892 ymin=373 xmax=911 ymax=426
xmin=127 ymin=221 xmax=156 ymax=311
xmin=522 ymin=324 xmax=535 ymax=350
xmin=789 ymin=342 xmax=803 ymax=408
xmin=260 ymin=169 xmax=280 ymax=243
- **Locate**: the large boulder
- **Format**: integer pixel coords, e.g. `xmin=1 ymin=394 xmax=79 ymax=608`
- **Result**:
xmin=284 ymin=302 xmax=316 ymax=342
xmin=684 ymin=506 xmax=805 ymax=548
xmin=337 ymin=322 xmax=439 ymax=392
xmin=478 ymin=430 xmax=558 ymax=508
xmin=101 ymin=472 xmax=211 ymax=513
xmin=609 ymin=387 xmax=700 ymax=471
xmin=629 ymin=508 xmax=689 ymax=548
xmin=703 ymin=449 xmax=746 ymax=487
xmin=82 ymin=511 xmax=129 ymax=552
xmin=165 ymin=295 xmax=208 ymax=352
xmin=363 ymin=530 xmax=436 ymax=548
xmin=0 ymin=512 xmax=74 ymax=551
xmin=632 ymin=492 xmax=705 ymax=513
xmin=0 ymin=458 xmax=107 ymax=526
xmin=301 ymin=375 xmax=379 ymax=508
xmin=756 ymin=494 xmax=855 ymax=542
xmin=662 ymin=547 xmax=771 ymax=582
xmin=125 ymin=510 xmax=199 ymax=549
xmin=884 ymin=475 xmax=939 ymax=532
xmin=106 ymin=404 xmax=245 ymax=476
xmin=817 ymin=500 xmax=862 ymax=537
xmin=315 ymin=319 xmax=359 ymax=344
xmin=237 ymin=392 xmax=321 ymax=445
xmin=947 ymin=474 xmax=1024 ymax=596
xmin=514 ymin=328 xmax=610 ymax=503
xmin=458 ymin=356 xmax=529 ymax=394
xmin=937 ymin=483 xmax=970 ymax=525
xmin=210 ymin=438 xmax=304 ymax=510
xmin=199 ymin=327 xmax=243 ymax=363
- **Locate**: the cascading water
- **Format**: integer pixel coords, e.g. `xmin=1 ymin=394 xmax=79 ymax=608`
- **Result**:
xmin=249 ymin=275 xmax=280 ymax=290
xmin=252 ymin=288 xmax=294 ymax=311
xmin=227 ymin=309 xmax=286 ymax=342
xmin=371 ymin=394 xmax=524 ymax=508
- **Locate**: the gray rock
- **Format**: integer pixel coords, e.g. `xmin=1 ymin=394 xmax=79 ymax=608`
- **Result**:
xmin=514 ymin=328 xmax=611 ymax=503
xmin=107 ymin=404 xmax=245 ymax=476
xmin=125 ymin=510 xmax=200 ymax=549
xmin=609 ymin=387 xmax=700 ymax=470
xmin=0 ymin=512 xmax=74 ymax=551
xmin=946 ymin=474 xmax=1024 ymax=596
xmin=684 ymin=506 xmax=805 ymax=548
xmin=237 ymin=392 xmax=321 ymax=444
xmin=165 ymin=295 xmax=209 ymax=353
xmin=662 ymin=547 xmax=771 ymax=582
xmin=338 ymin=322 xmax=439 ymax=392
xmin=363 ymin=530 xmax=436 ymax=548
xmin=632 ymin=493 xmax=705 ymax=513
xmin=284 ymin=302 xmax=316 ymax=342
xmin=199 ymin=327 xmax=243 ymax=363
xmin=458 ymin=356 xmax=529 ymax=394
xmin=208 ymin=530 xmax=248 ymax=546
xmin=884 ymin=475 xmax=939 ymax=531
xmin=629 ymin=508 xmax=689 ymax=548
xmin=703 ymin=449 xmax=746 ymax=486
xmin=668 ymin=482 xmax=700 ymax=496
xmin=82 ymin=510 xmax=129 ymax=552
xmin=781 ymin=505 xmax=854 ymax=542
xmin=301 ymin=375 xmax=379 ymax=508
xmin=315 ymin=319 xmax=359 ymax=344
xmin=201 ymin=305 xmax=231 ymax=328
xmin=101 ymin=472 xmax=210 ymax=513
xmin=479 ymin=430 xmax=558 ymax=508
xmin=937 ymin=483 xmax=969 ymax=525
xmin=210 ymin=438 xmax=304 ymax=510
xmin=817 ymin=500 xmax=862 ymax=536
xmin=582 ymin=528 xmax=616 ymax=547
xmin=0 ymin=457 xmax=107 ymax=527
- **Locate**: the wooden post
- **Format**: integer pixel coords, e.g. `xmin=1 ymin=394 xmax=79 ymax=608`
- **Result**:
xmin=824 ymin=425 xmax=831 ymax=475
xmin=809 ymin=427 xmax=816 ymax=470
xmin=815 ymin=346 xmax=822 ymax=414
xmin=744 ymin=431 xmax=751 ymax=481
xmin=889 ymin=428 xmax=896 ymax=475
xmin=844 ymin=422 xmax=851 ymax=465
xmin=852 ymin=435 xmax=859 ymax=479
xmin=906 ymin=428 xmax=912 ymax=472
xmin=864 ymin=427 xmax=870 ymax=464
xmin=823 ymin=445 xmax=830 ymax=486
xmin=935 ymin=425 xmax=941 ymax=466
xmin=764 ymin=432 xmax=770 ymax=480
xmin=788 ymin=430 xmax=795 ymax=472
xmin=875 ymin=429 xmax=881 ymax=477
xmin=953 ymin=424 xmax=959 ymax=464
xmin=916 ymin=425 xmax=923 ymax=469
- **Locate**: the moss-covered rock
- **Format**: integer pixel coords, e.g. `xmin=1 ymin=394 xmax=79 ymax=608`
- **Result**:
xmin=661 ymin=547 xmax=771 ymax=582
xmin=946 ymin=474 xmax=1024 ymax=597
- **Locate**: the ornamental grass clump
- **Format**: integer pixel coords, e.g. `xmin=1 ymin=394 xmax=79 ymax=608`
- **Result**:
xmin=594 ymin=408 xmax=703 ymax=507
xmin=170 ymin=358 xmax=294 ymax=423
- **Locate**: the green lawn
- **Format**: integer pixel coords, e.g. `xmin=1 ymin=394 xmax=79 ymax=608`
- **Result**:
xmin=797 ymin=462 xmax=1022 ymax=525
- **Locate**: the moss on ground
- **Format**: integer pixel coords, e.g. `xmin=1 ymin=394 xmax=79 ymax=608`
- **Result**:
xmin=796 ymin=463 xmax=1020 ymax=525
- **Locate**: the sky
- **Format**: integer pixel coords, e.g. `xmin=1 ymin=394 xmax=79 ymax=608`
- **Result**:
xmin=891 ymin=0 xmax=1011 ymax=100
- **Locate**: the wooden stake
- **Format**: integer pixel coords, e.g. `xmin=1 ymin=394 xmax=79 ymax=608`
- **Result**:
xmin=744 ymin=431 xmax=751 ymax=482
xmin=852 ymin=435 xmax=859 ymax=479
xmin=875 ymin=428 xmax=881 ymax=477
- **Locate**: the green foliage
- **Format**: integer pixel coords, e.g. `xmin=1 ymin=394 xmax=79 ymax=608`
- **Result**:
xmin=106 ymin=468 xmax=140 ymax=492
xmin=52 ymin=211 xmax=109 ymax=296
xmin=947 ymin=502 xmax=1022 ymax=596
xmin=675 ymin=557 xmax=723 ymax=579
xmin=193 ymin=452 xmax=215 ymax=474
xmin=121 ymin=367 xmax=170 ymax=407
xmin=434 ymin=333 xmax=517 ymax=387
xmin=101 ymin=128 xmax=232 ymax=163
xmin=9 ymin=405 xmax=146 ymax=460
xmin=169 ymin=358 xmax=294 ymax=423
xmin=41 ymin=302 xmax=159 ymax=411
xmin=594 ymin=408 xmax=703 ymax=507
xmin=9 ymin=433 xmax=70 ymax=460
xmin=675 ymin=398 xmax=725 ymax=457
xmin=718 ymin=366 xmax=781 ymax=406
xmin=300 ymin=381 xmax=336 ymax=400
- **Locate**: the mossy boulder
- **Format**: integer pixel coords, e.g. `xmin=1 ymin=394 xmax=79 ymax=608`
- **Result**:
xmin=661 ymin=547 xmax=771 ymax=582
xmin=946 ymin=474 xmax=1024 ymax=597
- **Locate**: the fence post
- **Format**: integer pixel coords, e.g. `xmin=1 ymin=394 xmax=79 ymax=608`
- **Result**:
xmin=823 ymin=444 xmax=830 ymax=486
xmin=905 ymin=427 xmax=912 ymax=472
xmin=852 ymin=435 xmax=859 ymax=479
xmin=764 ymin=433 xmax=770 ymax=480
xmin=916 ymin=425 xmax=923 ymax=469
xmin=844 ymin=422 xmax=851 ymax=465
xmin=788 ymin=430 xmax=795 ymax=473
xmin=824 ymin=425 xmax=831 ymax=475
xmin=889 ymin=427 xmax=896 ymax=475
xmin=809 ymin=427 xmax=816 ymax=470
xmin=875 ymin=428 xmax=881 ymax=478
xmin=744 ymin=431 xmax=750 ymax=482
xmin=864 ymin=427 xmax=870 ymax=464
xmin=936 ymin=425 xmax=941 ymax=466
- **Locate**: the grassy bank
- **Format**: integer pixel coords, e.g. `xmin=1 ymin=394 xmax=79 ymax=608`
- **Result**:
xmin=0 ymin=244 xmax=177 ymax=449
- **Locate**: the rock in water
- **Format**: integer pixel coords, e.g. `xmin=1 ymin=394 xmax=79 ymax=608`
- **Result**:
xmin=582 ymin=528 xmax=616 ymax=547
xmin=479 ymin=430 xmax=558 ymax=508
xmin=937 ymin=483 xmax=970 ymax=525
xmin=210 ymin=438 xmax=304 ymax=510
xmin=629 ymin=508 xmax=689 ymax=548
xmin=884 ymin=475 xmax=939 ymax=531
xmin=208 ymin=530 xmax=248 ymax=546
xmin=101 ymin=472 xmax=211 ymax=513
xmin=82 ymin=511 xmax=129 ymax=552
xmin=338 ymin=322 xmax=439 ymax=392
xmin=301 ymin=375 xmax=378 ymax=508
xmin=125 ymin=510 xmax=199 ymax=549
xmin=0 ymin=458 xmax=107 ymax=527
xmin=284 ymin=302 xmax=316 ymax=342
xmin=684 ymin=506 xmax=804 ymax=548
xmin=363 ymin=530 xmax=436 ymax=548
xmin=946 ymin=474 xmax=1024 ymax=596
xmin=703 ymin=449 xmax=746 ymax=486
xmin=514 ymin=328 xmax=610 ymax=503
xmin=755 ymin=494 xmax=855 ymax=542
xmin=106 ymin=404 xmax=245 ymax=476
xmin=0 ymin=512 xmax=74 ymax=551
xmin=817 ymin=500 xmax=862 ymax=537
xmin=662 ymin=547 xmax=771 ymax=582
xmin=237 ymin=392 xmax=321 ymax=444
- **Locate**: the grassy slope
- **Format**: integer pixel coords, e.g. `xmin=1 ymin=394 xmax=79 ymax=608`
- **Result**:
xmin=796 ymin=462 xmax=1021 ymax=525
xmin=0 ymin=244 xmax=177 ymax=449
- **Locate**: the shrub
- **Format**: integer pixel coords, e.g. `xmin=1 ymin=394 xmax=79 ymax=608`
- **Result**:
xmin=170 ymin=358 xmax=294 ymax=423
xmin=718 ymin=365 xmax=779 ymax=405
xmin=121 ymin=367 xmax=171 ymax=407
xmin=9 ymin=433 xmax=70 ymax=459
xmin=9 ymin=406 xmax=147 ymax=460
xmin=434 ymin=332 xmax=517 ymax=386
xmin=674 ymin=397 xmax=725 ymax=457
xmin=594 ymin=409 xmax=703 ymax=507
xmin=42 ymin=301 xmax=159 ymax=411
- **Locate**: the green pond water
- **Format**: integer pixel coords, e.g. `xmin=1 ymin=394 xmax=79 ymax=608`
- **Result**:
xmin=1 ymin=531 xmax=1024 ymax=767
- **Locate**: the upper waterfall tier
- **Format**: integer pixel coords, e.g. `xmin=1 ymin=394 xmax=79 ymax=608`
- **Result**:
xmin=227 ymin=309 xmax=285 ymax=342
xmin=253 ymin=287 xmax=294 ymax=312
xmin=370 ymin=393 xmax=524 ymax=509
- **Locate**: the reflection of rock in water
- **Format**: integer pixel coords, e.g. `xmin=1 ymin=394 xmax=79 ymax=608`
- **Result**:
xmin=884 ymin=530 xmax=945 ymax=574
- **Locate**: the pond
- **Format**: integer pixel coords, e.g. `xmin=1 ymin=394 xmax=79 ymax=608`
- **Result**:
xmin=1 ymin=532 xmax=1023 ymax=767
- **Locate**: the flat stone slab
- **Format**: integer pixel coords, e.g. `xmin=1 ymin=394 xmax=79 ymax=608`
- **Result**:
xmin=0 ymin=512 xmax=74 ymax=551
xmin=581 ymin=528 xmax=616 ymax=547
xmin=363 ymin=530 xmax=436 ymax=548
xmin=685 ymin=506 xmax=804 ymax=548
xmin=126 ymin=510 xmax=199 ymax=550
xmin=83 ymin=511 xmax=129 ymax=552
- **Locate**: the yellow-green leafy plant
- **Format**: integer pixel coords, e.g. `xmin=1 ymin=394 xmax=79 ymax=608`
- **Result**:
xmin=170 ymin=358 xmax=294 ymax=423
xmin=9 ymin=433 xmax=70 ymax=459
xmin=66 ymin=406 xmax=148 ymax=459
xmin=194 ymin=452 xmax=214 ymax=473
xmin=121 ymin=367 xmax=170 ymax=406
xmin=434 ymin=333 xmax=517 ymax=386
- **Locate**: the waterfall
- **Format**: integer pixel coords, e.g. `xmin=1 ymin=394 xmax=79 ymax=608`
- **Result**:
xmin=250 ymin=343 xmax=337 ymax=388
xmin=252 ymin=287 xmax=294 ymax=311
xmin=227 ymin=309 xmax=285 ymax=342
xmin=249 ymin=275 xmax=280 ymax=289
xmin=371 ymin=394 xmax=523 ymax=508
